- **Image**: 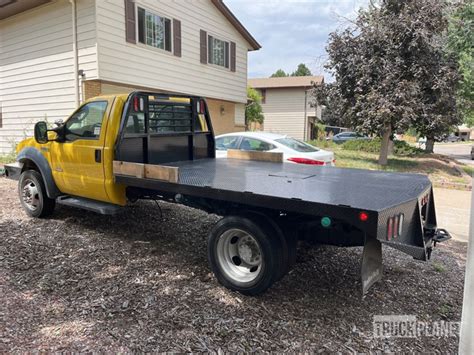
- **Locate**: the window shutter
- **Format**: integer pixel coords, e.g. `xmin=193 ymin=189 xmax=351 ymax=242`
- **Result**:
xmin=208 ymin=35 xmax=213 ymax=64
xmin=200 ymin=30 xmax=207 ymax=64
xmin=124 ymin=0 xmax=136 ymax=44
xmin=230 ymin=41 xmax=236 ymax=72
xmin=173 ymin=19 xmax=181 ymax=57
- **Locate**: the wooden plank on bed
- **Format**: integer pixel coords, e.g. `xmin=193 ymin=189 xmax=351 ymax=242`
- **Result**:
xmin=144 ymin=164 xmax=179 ymax=183
xmin=113 ymin=161 xmax=145 ymax=178
xmin=227 ymin=149 xmax=283 ymax=163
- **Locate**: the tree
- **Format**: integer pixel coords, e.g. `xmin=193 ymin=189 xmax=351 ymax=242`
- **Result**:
xmin=291 ymin=63 xmax=312 ymax=77
xmin=245 ymin=87 xmax=264 ymax=130
xmin=447 ymin=0 xmax=474 ymax=127
xmin=310 ymin=83 xmax=350 ymax=127
xmin=270 ymin=69 xmax=288 ymax=78
xmin=325 ymin=0 xmax=461 ymax=164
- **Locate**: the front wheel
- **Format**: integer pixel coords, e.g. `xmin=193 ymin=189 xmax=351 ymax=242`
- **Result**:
xmin=18 ymin=170 xmax=55 ymax=218
xmin=208 ymin=215 xmax=285 ymax=295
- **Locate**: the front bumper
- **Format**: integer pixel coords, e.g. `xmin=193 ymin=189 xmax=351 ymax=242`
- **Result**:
xmin=4 ymin=162 xmax=23 ymax=180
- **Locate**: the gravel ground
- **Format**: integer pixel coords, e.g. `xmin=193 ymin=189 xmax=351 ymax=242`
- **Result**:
xmin=0 ymin=177 xmax=467 ymax=352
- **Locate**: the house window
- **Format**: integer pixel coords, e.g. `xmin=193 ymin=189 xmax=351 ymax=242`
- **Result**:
xmin=260 ymin=89 xmax=266 ymax=104
xmin=137 ymin=7 xmax=172 ymax=52
xmin=208 ymin=35 xmax=229 ymax=68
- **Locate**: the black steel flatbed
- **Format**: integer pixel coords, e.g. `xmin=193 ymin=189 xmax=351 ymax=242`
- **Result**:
xmin=116 ymin=157 xmax=431 ymax=212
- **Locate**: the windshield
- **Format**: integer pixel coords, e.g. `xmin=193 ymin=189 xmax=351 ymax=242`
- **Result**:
xmin=275 ymin=137 xmax=319 ymax=152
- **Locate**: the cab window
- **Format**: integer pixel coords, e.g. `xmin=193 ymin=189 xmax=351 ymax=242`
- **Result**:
xmin=65 ymin=101 xmax=108 ymax=141
xmin=216 ymin=136 xmax=239 ymax=151
xmin=239 ymin=137 xmax=276 ymax=151
xmin=124 ymin=113 xmax=145 ymax=134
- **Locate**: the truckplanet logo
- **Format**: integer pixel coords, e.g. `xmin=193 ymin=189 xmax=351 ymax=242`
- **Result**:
xmin=373 ymin=315 xmax=460 ymax=338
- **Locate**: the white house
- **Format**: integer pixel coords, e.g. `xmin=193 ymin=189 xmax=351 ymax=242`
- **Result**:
xmin=248 ymin=76 xmax=324 ymax=141
xmin=0 ymin=0 xmax=260 ymax=154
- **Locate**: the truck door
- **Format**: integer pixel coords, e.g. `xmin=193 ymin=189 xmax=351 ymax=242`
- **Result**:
xmin=51 ymin=98 xmax=114 ymax=202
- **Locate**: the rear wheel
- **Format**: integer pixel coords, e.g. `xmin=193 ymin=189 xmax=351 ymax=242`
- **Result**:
xmin=18 ymin=170 xmax=55 ymax=218
xmin=208 ymin=215 xmax=285 ymax=295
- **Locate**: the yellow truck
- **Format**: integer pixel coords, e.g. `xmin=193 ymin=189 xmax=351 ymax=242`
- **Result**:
xmin=4 ymin=91 xmax=451 ymax=296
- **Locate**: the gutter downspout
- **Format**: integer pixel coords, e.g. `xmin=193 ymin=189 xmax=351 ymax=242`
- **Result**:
xmin=304 ymin=90 xmax=307 ymax=141
xmin=70 ymin=0 xmax=79 ymax=108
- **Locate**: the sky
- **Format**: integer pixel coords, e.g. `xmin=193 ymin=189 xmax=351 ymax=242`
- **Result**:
xmin=225 ymin=0 xmax=369 ymax=81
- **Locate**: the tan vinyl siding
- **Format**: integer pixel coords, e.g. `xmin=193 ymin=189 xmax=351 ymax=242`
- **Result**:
xmin=95 ymin=0 xmax=250 ymax=104
xmin=0 ymin=0 xmax=98 ymax=153
xmin=261 ymin=88 xmax=313 ymax=141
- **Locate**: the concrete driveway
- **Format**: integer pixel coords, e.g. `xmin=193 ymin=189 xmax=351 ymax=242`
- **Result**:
xmin=434 ymin=187 xmax=471 ymax=242
xmin=434 ymin=143 xmax=473 ymax=166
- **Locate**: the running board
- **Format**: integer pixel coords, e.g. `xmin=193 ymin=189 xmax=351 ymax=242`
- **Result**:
xmin=57 ymin=196 xmax=123 ymax=215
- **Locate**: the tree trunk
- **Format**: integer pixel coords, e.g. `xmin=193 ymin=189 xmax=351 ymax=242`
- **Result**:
xmin=425 ymin=137 xmax=435 ymax=153
xmin=378 ymin=124 xmax=392 ymax=166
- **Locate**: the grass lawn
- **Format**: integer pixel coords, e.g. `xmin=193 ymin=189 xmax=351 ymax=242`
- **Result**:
xmin=317 ymin=143 xmax=472 ymax=189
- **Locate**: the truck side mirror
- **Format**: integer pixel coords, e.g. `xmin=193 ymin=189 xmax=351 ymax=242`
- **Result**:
xmin=34 ymin=121 xmax=49 ymax=144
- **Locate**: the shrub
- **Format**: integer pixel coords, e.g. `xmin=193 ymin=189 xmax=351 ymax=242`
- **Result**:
xmin=342 ymin=138 xmax=423 ymax=156
xmin=308 ymin=139 xmax=339 ymax=150
xmin=393 ymin=140 xmax=424 ymax=156
xmin=342 ymin=138 xmax=382 ymax=153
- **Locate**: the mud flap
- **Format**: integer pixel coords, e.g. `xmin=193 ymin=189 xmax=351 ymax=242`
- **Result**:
xmin=361 ymin=235 xmax=383 ymax=295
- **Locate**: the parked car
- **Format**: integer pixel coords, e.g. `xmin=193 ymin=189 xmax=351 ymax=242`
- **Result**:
xmin=471 ymin=145 xmax=474 ymax=160
xmin=330 ymin=131 xmax=370 ymax=144
xmin=215 ymin=132 xmax=335 ymax=166
xmin=443 ymin=134 xmax=461 ymax=143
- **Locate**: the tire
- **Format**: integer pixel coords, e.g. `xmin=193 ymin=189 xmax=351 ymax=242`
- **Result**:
xmin=208 ymin=215 xmax=285 ymax=296
xmin=18 ymin=170 xmax=55 ymax=218
xmin=238 ymin=211 xmax=291 ymax=281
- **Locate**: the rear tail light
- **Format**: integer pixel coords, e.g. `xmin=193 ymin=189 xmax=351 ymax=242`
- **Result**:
xmin=287 ymin=157 xmax=325 ymax=165
xmin=198 ymin=99 xmax=206 ymax=114
xmin=133 ymin=96 xmax=145 ymax=112
xmin=133 ymin=96 xmax=139 ymax=111
xmin=387 ymin=213 xmax=404 ymax=240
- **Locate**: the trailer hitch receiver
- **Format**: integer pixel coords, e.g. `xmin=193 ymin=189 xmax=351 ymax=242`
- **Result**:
xmin=433 ymin=228 xmax=451 ymax=244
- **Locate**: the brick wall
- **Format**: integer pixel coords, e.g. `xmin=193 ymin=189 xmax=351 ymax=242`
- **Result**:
xmin=83 ymin=80 xmax=102 ymax=100
xmin=207 ymin=99 xmax=245 ymax=135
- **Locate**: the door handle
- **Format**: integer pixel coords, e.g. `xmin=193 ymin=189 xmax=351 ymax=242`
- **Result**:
xmin=95 ymin=149 xmax=102 ymax=163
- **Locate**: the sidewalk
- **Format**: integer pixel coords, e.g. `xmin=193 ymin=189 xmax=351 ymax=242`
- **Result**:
xmin=434 ymin=187 xmax=471 ymax=242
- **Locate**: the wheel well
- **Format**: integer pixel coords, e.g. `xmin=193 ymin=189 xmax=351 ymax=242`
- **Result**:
xmin=20 ymin=159 xmax=40 ymax=173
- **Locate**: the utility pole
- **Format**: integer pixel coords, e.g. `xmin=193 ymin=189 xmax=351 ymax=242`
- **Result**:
xmin=459 ymin=184 xmax=473 ymax=353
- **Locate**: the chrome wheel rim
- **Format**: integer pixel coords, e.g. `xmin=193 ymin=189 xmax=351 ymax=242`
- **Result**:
xmin=216 ymin=228 xmax=263 ymax=284
xmin=21 ymin=179 xmax=40 ymax=211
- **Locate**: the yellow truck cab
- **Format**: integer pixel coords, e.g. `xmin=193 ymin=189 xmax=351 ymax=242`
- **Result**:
xmin=8 ymin=92 xmax=212 ymax=216
xmin=4 ymin=91 xmax=451 ymax=296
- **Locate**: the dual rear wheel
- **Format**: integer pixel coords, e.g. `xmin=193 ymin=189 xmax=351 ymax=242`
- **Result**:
xmin=208 ymin=214 xmax=296 ymax=295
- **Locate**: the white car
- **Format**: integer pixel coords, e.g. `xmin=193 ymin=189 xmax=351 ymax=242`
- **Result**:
xmin=215 ymin=132 xmax=335 ymax=166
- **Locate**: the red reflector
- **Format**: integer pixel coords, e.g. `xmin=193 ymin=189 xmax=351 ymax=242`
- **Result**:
xmin=393 ymin=215 xmax=399 ymax=238
xmin=287 ymin=157 xmax=325 ymax=165
xmin=387 ymin=217 xmax=394 ymax=241
xmin=359 ymin=211 xmax=369 ymax=222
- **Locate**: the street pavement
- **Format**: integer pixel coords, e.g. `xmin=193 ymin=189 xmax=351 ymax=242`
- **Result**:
xmin=434 ymin=143 xmax=473 ymax=166
xmin=434 ymin=187 xmax=471 ymax=242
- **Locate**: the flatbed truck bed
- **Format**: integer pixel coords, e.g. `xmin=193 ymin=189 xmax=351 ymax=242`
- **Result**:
xmin=5 ymin=91 xmax=451 ymax=296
